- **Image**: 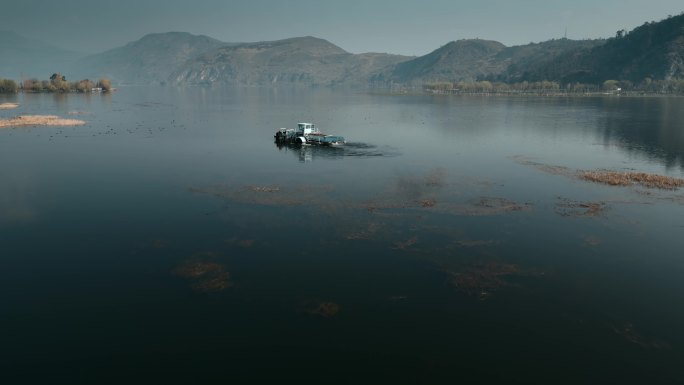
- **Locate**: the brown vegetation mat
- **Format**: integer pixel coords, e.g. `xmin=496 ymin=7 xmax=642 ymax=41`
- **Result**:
xmin=445 ymin=261 xmax=544 ymax=300
xmin=610 ymin=322 xmax=670 ymax=350
xmin=579 ymin=170 xmax=684 ymax=190
xmin=173 ymin=255 xmax=232 ymax=293
xmin=301 ymin=301 xmax=341 ymax=318
xmin=189 ymin=184 xmax=333 ymax=206
xmin=393 ymin=236 xmax=418 ymax=250
xmin=345 ymin=222 xmax=382 ymax=240
xmin=465 ymin=197 xmax=531 ymax=215
xmin=455 ymin=239 xmax=498 ymax=248
xmin=512 ymin=155 xmax=684 ymax=191
xmin=555 ymin=198 xmax=607 ymax=217
xmin=445 ymin=262 xmax=521 ymax=299
xmin=509 ymin=155 xmax=575 ymax=177
xmin=363 ymin=196 xmax=530 ymax=216
xmin=0 ymin=103 xmax=19 ymax=110
xmin=0 ymin=115 xmax=86 ymax=128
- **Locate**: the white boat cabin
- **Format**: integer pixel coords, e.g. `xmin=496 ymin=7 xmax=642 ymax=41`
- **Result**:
xmin=296 ymin=123 xmax=319 ymax=136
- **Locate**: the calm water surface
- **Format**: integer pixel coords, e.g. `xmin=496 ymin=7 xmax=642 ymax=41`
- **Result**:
xmin=2 ymin=88 xmax=684 ymax=384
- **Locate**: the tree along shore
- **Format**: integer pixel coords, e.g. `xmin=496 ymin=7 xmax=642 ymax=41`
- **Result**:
xmin=0 ymin=74 xmax=112 ymax=94
xmin=422 ymin=78 xmax=684 ymax=96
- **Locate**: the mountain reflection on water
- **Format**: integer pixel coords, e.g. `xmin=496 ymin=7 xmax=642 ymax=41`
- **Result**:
xmin=2 ymin=87 xmax=684 ymax=384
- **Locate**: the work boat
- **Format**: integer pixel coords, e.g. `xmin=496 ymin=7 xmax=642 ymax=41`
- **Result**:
xmin=274 ymin=123 xmax=346 ymax=146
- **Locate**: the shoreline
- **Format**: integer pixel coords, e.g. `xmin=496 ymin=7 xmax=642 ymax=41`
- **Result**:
xmin=369 ymin=89 xmax=684 ymax=98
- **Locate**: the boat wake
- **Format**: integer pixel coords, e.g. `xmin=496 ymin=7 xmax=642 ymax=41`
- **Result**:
xmin=276 ymin=142 xmax=400 ymax=161
xmin=342 ymin=142 xmax=400 ymax=157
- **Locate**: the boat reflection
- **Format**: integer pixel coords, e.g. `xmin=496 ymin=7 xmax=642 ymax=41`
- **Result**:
xmin=275 ymin=141 xmax=397 ymax=162
xmin=275 ymin=142 xmax=345 ymax=162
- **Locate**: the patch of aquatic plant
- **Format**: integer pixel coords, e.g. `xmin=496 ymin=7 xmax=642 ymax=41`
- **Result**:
xmin=511 ymin=155 xmax=684 ymax=190
xmin=420 ymin=199 xmax=436 ymax=207
xmin=0 ymin=115 xmax=86 ymax=128
xmin=301 ymin=301 xmax=341 ymax=318
xmin=455 ymin=239 xmax=499 ymax=248
xmin=189 ymin=184 xmax=334 ymax=206
xmin=225 ymin=237 xmax=255 ymax=248
xmin=444 ymin=261 xmax=543 ymax=299
xmin=130 ymin=238 xmax=169 ymax=255
xmin=466 ymin=197 xmax=531 ymax=215
xmin=582 ymin=235 xmax=603 ymax=247
xmin=445 ymin=262 xmax=521 ymax=299
xmin=509 ymin=155 xmax=575 ymax=177
xmin=345 ymin=222 xmax=383 ymax=240
xmin=609 ymin=322 xmax=671 ymax=350
xmin=250 ymin=186 xmax=280 ymax=193
xmin=173 ymin=253 xmax=232 ymax=293
xmin=555 ymin=198 xmax=607 ymax=217
xmin=393 ymin=236 xmax=418 ymax=250
xmin=579 ymin=170 xmax=684 ymax=190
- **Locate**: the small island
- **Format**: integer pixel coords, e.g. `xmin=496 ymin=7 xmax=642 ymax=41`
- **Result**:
xmin=0 ymin=73 xmax=112 ymax=94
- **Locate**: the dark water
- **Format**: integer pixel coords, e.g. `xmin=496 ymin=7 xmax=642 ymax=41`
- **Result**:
xmin=2 ymin=88 xmax=684 ymax=384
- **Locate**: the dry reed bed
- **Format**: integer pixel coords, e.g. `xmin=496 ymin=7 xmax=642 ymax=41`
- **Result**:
xmin=579 ymin=171 xmax=684 ymax=190
xmin=0 ymin=115 xmax=86 ymax=128
xmin=0 ymin=103 xmax=19 ymax=110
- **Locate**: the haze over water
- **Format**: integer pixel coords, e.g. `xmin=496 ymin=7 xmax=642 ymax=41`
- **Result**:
xmin=2 ymin=87 xmax=684 ymax=383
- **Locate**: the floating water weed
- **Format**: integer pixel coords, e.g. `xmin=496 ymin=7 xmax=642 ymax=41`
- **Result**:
xmin=302 ymin=301 xmax=341 ymax=318
xmin=174 ymin=256 xmax=232 ymax=293
xmin=556 ymin=198 xmax=607 ymax=217
xmin=579 ymin=171 xmax=684 ymax=190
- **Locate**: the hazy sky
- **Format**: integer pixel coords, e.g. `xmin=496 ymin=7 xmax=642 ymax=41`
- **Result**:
xmin=2 ymin=0 xmax=682 ymax=55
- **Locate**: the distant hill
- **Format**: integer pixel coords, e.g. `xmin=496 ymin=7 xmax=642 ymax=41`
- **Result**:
xmin=170 ymin=36 xmax=411 ymax=86
xmin=76 ymin=32 xmax=227 ymax=84
xmin=375 ymin=39 xmax=506 ymax=84
xmin=517 ymin=13 xmax=684 ymax=83
xmin=373 ymin=38 xmax=603 ymax=84
xmin=0 ymin=31 xmax=84 ymax=80
xmin=488 ymin=39 xmax=605 ymax=82
xmin=4 ymin=11 xmax=683 ymax=87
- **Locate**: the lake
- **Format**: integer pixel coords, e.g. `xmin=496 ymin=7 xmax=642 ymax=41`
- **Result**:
xmin=1 ymin=87 xmax=684 ymax=384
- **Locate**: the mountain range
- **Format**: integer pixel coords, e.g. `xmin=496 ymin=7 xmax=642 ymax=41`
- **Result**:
xmin=1 ymin=12 xmax=682 ymax=87
xmin=75 ymin=32 xmax=227 ymax=84
xmin=169 ymin=36 xmax=411 ymax=86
